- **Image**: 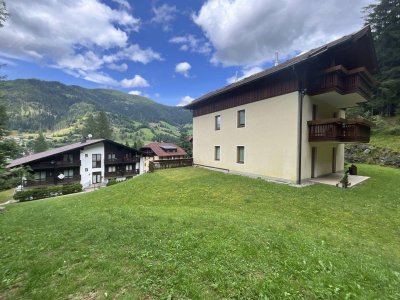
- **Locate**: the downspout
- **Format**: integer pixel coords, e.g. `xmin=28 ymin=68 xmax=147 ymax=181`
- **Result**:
xmin=293 ymin=66 xmax=306 ymax=185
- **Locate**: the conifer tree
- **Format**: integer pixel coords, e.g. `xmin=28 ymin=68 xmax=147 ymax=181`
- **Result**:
xmin=33 ymin=132 xmax=49 ymax=153
xmin=95 ymin=111 xmax=113 ymax=139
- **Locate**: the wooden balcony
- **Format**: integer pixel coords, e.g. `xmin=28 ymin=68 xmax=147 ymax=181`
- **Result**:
xmin=25 ymin=175 xmax=81 ymax=187
xmin=308 ymin=118 xmax=373 ymax=143
xmin=104 ymin=169 xmax=139 ymax=178
xmin=308 ymin=65 xmax=376 ymax=100
xmin=30 ymin=160 xmax=81 ymax=170
xmin=104 ymin=157 xmax=139 ymax=165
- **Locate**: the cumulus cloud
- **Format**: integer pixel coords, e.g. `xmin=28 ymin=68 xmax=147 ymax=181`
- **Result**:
xmin=107 ymin=63 xmax=128 ymax=72
xmin=169 ymin=35 xmax=212 ymax=54
xmin=177 ymin=96 xmax=194 ymax=107
xmin=0 ymin=0 xmax=162 ymax=86
xmin=128 ymin=90 xmax=142 ymax=96
xmin=175 ymin=62 xmax=192 ymax=78
xmin=151 ymin=4 xmax=177 ymax=31
xmin=193 ymin=0 xmax=371 ymax=66
xmin=226 ymin=66 xmax=264 ymax=84
xmin=121 ymin=75 xmax=149 ymax=88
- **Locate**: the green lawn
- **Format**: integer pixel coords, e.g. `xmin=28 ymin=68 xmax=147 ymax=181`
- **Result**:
xmin=0 ymin=188 xmax=14 ymax=204
xmin=0 ymin=165 xmax=399 ymax=299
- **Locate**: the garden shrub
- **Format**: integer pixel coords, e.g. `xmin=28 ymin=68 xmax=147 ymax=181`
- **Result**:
xmin=14 ymin=183 xmax=82 ymax=202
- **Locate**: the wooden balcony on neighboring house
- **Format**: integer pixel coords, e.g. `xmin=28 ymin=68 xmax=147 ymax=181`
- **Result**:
xmin=308 ymin=65 xmax=376 ymax=100
xmin=308 ymin=118 xmax=374 ymax=143
xmin=104 ymin=169 xmax=140 ymax=178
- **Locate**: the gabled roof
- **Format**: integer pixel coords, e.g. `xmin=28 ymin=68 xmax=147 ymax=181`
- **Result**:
xmin=7 ymin=139 xmax=141 ymax=168
xmin=185 ymin=26 xmax=377 ymax=109
xmin=141 ymin=142 xmax=187 ymax=157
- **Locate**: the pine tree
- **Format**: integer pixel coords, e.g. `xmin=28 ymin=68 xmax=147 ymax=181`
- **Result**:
xmin=81 ymin=113 xmax=96 ymax=139
xmin=178 ymin=129 xmax=192 ymax=157
xmin=95 ymin=111 xmax=113 ymax=139
xmin=364 ymin=0 xmax=400 ymax=115
xmin=33 ymin=132 xmax=49 ymax=153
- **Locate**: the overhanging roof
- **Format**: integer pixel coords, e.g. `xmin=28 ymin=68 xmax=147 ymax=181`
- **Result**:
xmin=185 ymin=26 xmax=377 ymax=109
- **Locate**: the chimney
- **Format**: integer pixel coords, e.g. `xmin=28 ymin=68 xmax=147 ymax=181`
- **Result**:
xmin=274 ymin=51 xmax=279 ymax=67
xmin=81 ymin=136 xmax=87 ymax=143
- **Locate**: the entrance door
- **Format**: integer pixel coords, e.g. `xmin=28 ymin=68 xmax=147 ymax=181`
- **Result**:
xmin=92 ymin=172 xmax=102 ymax=184
xmin=311 ymin=147 xmax=317 ymax=178
xmin=332 ymin=147 xmax=337 ymax=173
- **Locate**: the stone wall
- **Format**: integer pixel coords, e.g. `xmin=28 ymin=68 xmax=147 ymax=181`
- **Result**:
xmin=345 ymin=144 xmax=400 ymax=167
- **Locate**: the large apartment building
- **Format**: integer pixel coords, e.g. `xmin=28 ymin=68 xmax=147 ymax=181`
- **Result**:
xmin=8 ymin=139 xmax=144 ymax=188
xmin=185 ymin=26 xmax=377 ymax=184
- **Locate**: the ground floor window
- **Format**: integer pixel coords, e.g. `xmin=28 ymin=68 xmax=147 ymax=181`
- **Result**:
xmin=108 ymin=166 xmax=116 ymax=172
xmin=92 ymin=172 xmax=102 ymax=184
xmin=237 ymin=146 xmax=245 ymax=164
xmin=34 ymin=171 xmax=47 ymax=181
xmin=215 ymin=146 xmax=220 ymax=161
xmin=126 ymin=164 xmax=133 ymax=171
xmin=63 ymin=169 xmax=74 ymax=178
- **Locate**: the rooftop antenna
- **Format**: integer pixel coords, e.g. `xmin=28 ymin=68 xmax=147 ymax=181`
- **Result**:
xmin=274 ymin=50 xmax=279 ymax=66
xmin=88 ymin=134 xmax=93 ymax=139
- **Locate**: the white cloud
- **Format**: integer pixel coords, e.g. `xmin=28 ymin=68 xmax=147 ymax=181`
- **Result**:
xmin=107 ymin=63 xmax=128 ymax=72
xmin=193 ymin=0 xmax=371 ymax=66
xmin=151 ymin=4 xmax=177 ymax=31
xmin=128 ymin=90 xmax=142 ymax=96
xmin=175 ymin=62 xmax=191 ymax=78
xmin=112 ymin=0 xmax=131 ymax=10
xmin=0 ymin=0 xmax=163 ymax=86
xmin=226 ymin=66 xmax=264 ymax=84
xmin=154 ymin=93 xmax=160 ymax=97
xmin=121 ymin=75 xmax=149 ymax=88
xmin=169 ymin=34 xmax=211 ymax=54
xmin=177 ymin=96 xmax=194 ymax=107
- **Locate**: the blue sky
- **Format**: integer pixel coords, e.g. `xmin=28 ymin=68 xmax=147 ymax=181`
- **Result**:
xmin=0 ymin=0 xmax=372 ymax=106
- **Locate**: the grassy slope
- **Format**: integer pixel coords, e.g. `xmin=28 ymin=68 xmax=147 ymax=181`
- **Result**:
xmin=0 ymin=165 xmax=399 ymax=299
xmin=0 ymin=189 xmax=14 ymax=204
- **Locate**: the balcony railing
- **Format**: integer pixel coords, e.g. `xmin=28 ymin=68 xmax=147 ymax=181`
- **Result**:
xmin=30 ymin=160 xmax=81 ymax=170
xmin=25 ymin=175 xmax=81 ymax=187
xmin=104 ymin=157 xmax=139 ymax=164
xmin=104 ymin=169 xmax=140 ymax=177
xmin=308 ymin=118 xmax=373 ymax=143
xmin=308 ymin=65 xmax=376 ymax=99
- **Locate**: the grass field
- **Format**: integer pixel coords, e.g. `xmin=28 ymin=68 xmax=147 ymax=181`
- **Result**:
xmin=0 ymin=188 xmax=14 ymax=204
xmin=0 ymin=165 xmax=399 ymax=299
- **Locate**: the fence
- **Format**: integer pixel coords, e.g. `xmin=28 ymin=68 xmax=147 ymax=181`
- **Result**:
xmin=149 ymin=158 xmax=193 ymax=172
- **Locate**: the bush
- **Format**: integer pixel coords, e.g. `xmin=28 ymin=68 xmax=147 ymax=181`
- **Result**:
xmin=106 ymin=178 xmax=126 ymax=187
xmin=14 ymin=183 xmax=82 ymax=202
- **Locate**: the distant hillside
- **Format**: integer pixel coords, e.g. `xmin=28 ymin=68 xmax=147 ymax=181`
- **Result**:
xmin=0 ymin=79 xmax=192 ymax=133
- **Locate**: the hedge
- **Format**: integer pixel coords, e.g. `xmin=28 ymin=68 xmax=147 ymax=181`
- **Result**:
xmin=14 ymin=183 xmax=82 ymax=202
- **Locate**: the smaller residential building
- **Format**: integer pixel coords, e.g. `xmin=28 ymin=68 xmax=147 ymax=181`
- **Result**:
xmin=7 ymin=139 xmax=144 ymax=188
xmin=140 ymin=142 xmax=187 ymax=172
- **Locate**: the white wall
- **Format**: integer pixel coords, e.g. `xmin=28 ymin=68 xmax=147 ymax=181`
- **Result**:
xmin=80 ymin=142 xmax=105 ymax=188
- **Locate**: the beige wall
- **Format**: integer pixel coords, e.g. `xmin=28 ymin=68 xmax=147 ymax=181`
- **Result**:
xmin=301 ymin=95 xmax=345 ymax=179
xmin=193 ymin=92 xmax=299 ymax=182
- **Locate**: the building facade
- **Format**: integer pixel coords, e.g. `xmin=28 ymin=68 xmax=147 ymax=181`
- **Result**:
xmin=140 ymin=142 xmax=187 ymax=172
xmin=8 ymin=139 xmax=144 ymax=188
xmin=185 ymin=26 xmax=377 ymax=184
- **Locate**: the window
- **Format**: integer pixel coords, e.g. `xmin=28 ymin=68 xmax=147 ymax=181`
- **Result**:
xmin=85 ymin=168 xmax=88 ymax=172
xmin=92 ymin=172 xmax=102 ymax=184
xmin=108 ymin=166 xmax=116 ymax=172
xmin=92 ymin=154 xmax=101 ymax=168
xmin=126 ymin=165 xmax=133 ymax=171
xmin=214 ymin=146 xmax=220 ymax=161
xmin=85 ymin=154 xmax=88 ymax=158
xmin=34 ymin=171 xmax=46 ymax=181
xmin=215 ymin=115 xmax=221 ymax=130
xmin=237 ymin=146 xmax=245 ymax=164
xmin=237 ymin=110 xmax=245 ymax=127
xmin=63 ymin=169 xmax=74 ymax=178
xmin=63 ymin=154 xmax=73 ymax=162
xmin=107 ymin=153 xmax=116 ymax=160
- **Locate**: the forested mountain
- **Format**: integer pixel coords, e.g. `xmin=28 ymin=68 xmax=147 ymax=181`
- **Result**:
xmin=0 ymin=79 xmax=192 ymax=132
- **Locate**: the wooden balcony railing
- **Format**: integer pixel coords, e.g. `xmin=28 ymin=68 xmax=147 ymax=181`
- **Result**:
xmin=308 ymin=118 xmax=373 ymax=143
xmin=30 ymin=160 xmax=81 ymax=169
xmin=25 ymin=175 xmax=81 ymax=187
xmin=104 ymin=157 xmax=139 ymax=164
xmin=104 ymin=169 xmax=140 ymax=177
xmin=308 ymin=65 xmax=376 ymax=100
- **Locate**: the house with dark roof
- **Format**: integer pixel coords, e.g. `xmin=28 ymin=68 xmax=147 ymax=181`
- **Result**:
xmin=140 ymin=142 xmax=187 ymax=172
xmin=8 ymin=139 xmax=144 ymax=188
xmin=185 ymin=26 xmax=377 ymax=184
